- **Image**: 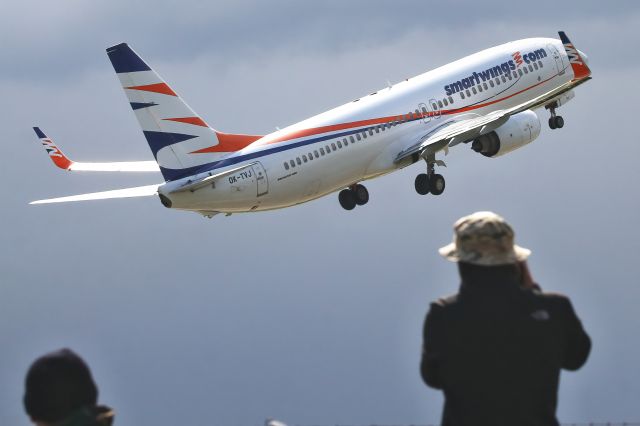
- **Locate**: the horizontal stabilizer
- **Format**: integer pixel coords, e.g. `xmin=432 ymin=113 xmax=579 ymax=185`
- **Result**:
xmin=30 ymin=184 xmax=161 ymax=205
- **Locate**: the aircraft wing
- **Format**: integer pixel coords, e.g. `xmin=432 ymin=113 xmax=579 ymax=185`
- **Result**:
xmin=34 ymin=127 xmax=160 ymax=172
xmin=396 ymin=30 xmax=592 ymax=163
xmin=395 ymin=77 xmax=590 ymax=163
xmin=30 ymin=184 xmax=161 ymax=205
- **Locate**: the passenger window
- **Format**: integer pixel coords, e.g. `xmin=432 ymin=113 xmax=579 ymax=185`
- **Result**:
xmin=368 ymin=129 xmax=373 ymax=136
xmin=538 ymin=60 xmax=543 ymax=68
xmin=518 ymin=69 xmax=523 ymax=76
xmin=533 ymin=62 xmax=538 ymax=70
xmin=448 ymin=96 xmax=454 ymax=104
xmin=284 ymin=162 xmax=289 ymax=170
xmin=375 ymin=126 xmax=380 ymax=133
xmin=438 ymin=100 xmax=443 ymax=107
xmin=443 ymin=98 xmax=448 ymax=106
xmin=302 ymin=155 xmax=308 ymax=163
xmin=472 ymin=87 xmax=477 ymax=94
xmin=502 ymin=75 xmax=507 ymax=83
xmin=330 ymin=143 xmax=336 ymax=151
xmin=296 ymin=157 xmax=301 ymax=165
xmin=483 ymin=82 xmax=488 ymax=90
xmin=337 ymin=140 xmax=342 ymax=149
xmin=356 ymin=133 xmax=361 ymax=141
xmin=350 ymin=136 xmax=355 ymax=143
xmin=528 ymin=64 xmax=533 ymax=72
xmin=290 ymin=160 xmax=295 ymax=167
xmin=489 ymin=80 xmax=494 ymax=87
xmin=513 ymin=71 xmax=518 ymax=78
xmin=325 ymin=145 xmax=330 ymax=152
xmin=523 ymin=67 xmax=529 ymax=74
xmin=314 ymin=150 xmax=319 ymax=158
xmin=478 ymin=85 xmax=483 ymax=92
xmin=308 ymin=152 xmax=313 ymax=160
xmin=421 ymin=106 xmax=428 ymax=114
xmin=466 ymin=89 xmax=471 ymax=97
xmin=460 ymin=92 xmax=465 ymax=99
xmin=343 ymin=138 xmax=348 ymax=145
xmin=362 ymin=132 xmax=367 ymax=139
xmin=320 ymin=148 xmax=325 ymax=155
xmin=431 ymin=102 xmax=437 ymax=109
xmin=495 ymin=77 xmax=500 ymax=85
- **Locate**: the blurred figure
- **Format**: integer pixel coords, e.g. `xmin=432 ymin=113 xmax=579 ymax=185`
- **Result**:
xmin=421 ymin=211 xmax=591 ymax=426
xmin=23 ymin=348 xmax=114 ymax=426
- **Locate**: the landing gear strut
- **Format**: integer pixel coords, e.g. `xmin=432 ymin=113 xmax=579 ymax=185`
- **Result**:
xmin=415 ymin=154 xmax=446 ymax=196
xmin=547 ymin=103 xmax=564 ymax=130
xmin=338 ymin=184 xmax=369 ymax=210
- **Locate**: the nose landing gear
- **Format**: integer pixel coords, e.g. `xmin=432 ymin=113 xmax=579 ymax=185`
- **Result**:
xmin=546 ymin=103 xmax=565 ymax=130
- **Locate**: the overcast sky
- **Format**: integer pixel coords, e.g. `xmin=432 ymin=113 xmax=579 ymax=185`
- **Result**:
xmin=2 ymin=1 xmax=640 ymax=425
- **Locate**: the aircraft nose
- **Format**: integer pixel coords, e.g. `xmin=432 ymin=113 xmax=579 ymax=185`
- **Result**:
xmin=577 ymin=49 xmax=589 ymax=65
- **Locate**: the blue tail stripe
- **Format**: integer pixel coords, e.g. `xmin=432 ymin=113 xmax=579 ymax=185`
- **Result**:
xmin=558 ymin=31 xmax=570 ymax=45
xmin=130 ymin=102 xmax=158 ymax=110
xmin=142 ymin=131 xmax=197 ymax=158
xmin=33 ymin=127 xmax=46 ymax=138
xmin=106 ymin=43 xmax=152 ymax=73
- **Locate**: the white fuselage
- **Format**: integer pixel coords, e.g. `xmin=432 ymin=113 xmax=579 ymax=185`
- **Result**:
xmin=159 ymin=38 xmax=573 ymax=214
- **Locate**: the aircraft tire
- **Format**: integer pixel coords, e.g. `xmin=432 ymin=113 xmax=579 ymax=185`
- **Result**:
xmin=429 ymin=174 xmax=446 ymax=196
xmin=415 ymin=173 xmax=430 ymax=195
xmin=554 ymin=116 xmax=564 ymax=129
xmin=339 ymin=189 xmax=357 ymax=210
xmin=353 ymin=184 xmax=369 ymax=205
xmin=548 ymin=117 xmax=557 ymax=130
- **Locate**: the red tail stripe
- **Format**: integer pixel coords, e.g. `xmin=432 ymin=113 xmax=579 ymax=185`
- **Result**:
xmin=125 ymin=83 xmax=177 ymax=96
xmin=163 ymin=117 xmax=208 ymax=127
xmin=190 ymin=133 xmax=264 ymax=154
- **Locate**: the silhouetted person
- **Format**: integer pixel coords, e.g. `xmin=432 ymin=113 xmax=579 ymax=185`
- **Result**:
xmin=421 ymin=211 xmax=591 ymax=426
xmin=24 ymin=348 xmax=114 ymax=426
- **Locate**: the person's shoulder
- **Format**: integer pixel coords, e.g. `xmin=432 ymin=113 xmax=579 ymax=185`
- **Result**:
xmin=526 ymin=289 xmax=574 ymax=310
xmin=430 ymin=293 xmax=460 ymax=310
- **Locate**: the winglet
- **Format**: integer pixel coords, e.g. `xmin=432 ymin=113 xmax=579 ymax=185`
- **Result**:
xmin=558 ymin=31 xmax=591 ymax=80
xmin=33 ymin=127 xmax=73 ymax=170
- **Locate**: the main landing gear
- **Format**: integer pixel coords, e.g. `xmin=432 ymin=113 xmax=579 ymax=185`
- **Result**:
xmin=338 ymin=184 xmax=369 ymax=210
xmin=415 ymin=155 xmax=446 ymax=196
xmin=547 ymin=103 xmax=565 ymax=130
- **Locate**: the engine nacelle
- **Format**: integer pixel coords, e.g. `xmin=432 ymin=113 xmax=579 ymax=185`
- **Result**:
xmin=471 ymin=110 xmax=541 ymax=158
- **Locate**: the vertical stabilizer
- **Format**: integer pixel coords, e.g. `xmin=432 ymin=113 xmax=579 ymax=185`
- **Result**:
xmin=106 ymin=43 xmax=262 ymax=181
xmin=558 ymin=31 xmax=591 ymax=80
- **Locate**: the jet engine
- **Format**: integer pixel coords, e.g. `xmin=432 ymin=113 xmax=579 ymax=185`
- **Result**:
xmin=470 ymin=110 xmax=541 ymax=158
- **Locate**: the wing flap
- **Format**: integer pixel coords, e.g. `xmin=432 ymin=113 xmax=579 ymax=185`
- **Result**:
xmin=30 ymin=184 xmax=161 ymax=205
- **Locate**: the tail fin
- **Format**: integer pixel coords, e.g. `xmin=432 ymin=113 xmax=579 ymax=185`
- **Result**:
xmin=558 ymin=31 xmax=591 ymax=80
xmin=106 ymin=43 xmax=262 ymax=181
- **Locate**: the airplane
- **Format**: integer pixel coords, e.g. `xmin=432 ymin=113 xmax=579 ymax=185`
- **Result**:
xmin=31 ymin=31 xmax=591 ymax=217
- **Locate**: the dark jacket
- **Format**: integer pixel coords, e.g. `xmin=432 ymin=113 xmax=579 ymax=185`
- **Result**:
xmin=53 ymin=405 xmax=115 ymax=426
xmin=420 ymin=267 xmax=591 ymax=426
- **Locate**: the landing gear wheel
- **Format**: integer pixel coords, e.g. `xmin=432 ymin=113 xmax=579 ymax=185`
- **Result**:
xmin=338 ymin=189 xmax=356 ymax=210
xmin=415 ymin=173 xmax=430 ymax=195
xmin=429 ymin=174 xmax=446 ymax=195
xmin=554 ymin=115 xmax=564 ymax=129
xmin=548 ymin=117 xmax=557 ymax=130
xmin=353 ymin=184 xmax=369 ymax=206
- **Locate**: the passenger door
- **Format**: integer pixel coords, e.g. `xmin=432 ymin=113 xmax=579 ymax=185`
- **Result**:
xmin=252 ymin=162 xmax=269 ymax=197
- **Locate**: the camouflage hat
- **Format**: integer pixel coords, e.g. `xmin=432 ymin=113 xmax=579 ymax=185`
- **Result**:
xmin=439 ymin=211 xmax=531 ymax=266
